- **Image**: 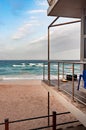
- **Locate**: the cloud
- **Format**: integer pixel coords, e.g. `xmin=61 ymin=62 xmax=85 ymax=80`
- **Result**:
xmin=54 ymin=49 xmax=80 ymax=60
xmin=25 ymin=22 xmax=80 ymax=60
xmin=12 ymin=19 xmax=40 ymax=40
xmin=29 ymin=35 xmax=47 ymax=45
xmin=30 ymin=16 xmax=37 ymax=20
xmin=27 ymin=9 xmax=46 ymax=14
xmin=12 ymin=23 xmax=33 ymax=40
xmin=0 ymin=20 xmax=80 ymax=60
xmin=35 ymin=0 xmax=48 ymax=6
xmin=49 ymin=23 xmax=80 ymax=59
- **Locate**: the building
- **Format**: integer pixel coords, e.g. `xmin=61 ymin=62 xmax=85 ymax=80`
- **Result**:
xmin=43 ymin=0 xmax=86 ymax=127
xmin=47 ymin=0 xmax=86 ymax=69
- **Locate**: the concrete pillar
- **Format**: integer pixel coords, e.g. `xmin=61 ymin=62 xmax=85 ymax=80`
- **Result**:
xmin=81 ymin=9 xmax=86 ymax=70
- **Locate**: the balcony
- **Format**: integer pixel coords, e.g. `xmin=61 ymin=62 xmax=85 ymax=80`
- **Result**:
xmin=47 ymin=0 xmax=86 ymax=18
xmin=43 ymin=60 xmax=86 ymax=106
xmin=47 ymin=0 xmax=59 ymax=16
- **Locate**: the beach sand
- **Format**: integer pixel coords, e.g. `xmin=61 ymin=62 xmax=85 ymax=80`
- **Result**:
xmin=0 ymin=80 xmax=80 ymax=130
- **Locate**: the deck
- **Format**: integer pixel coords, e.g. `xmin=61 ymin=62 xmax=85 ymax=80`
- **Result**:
xmin=43 ymin=79 xmax=86 ymax=106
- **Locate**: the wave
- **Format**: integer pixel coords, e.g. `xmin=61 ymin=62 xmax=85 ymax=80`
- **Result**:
xmin=36 ymin=63 xmax=43 ymax=67
xmin=0 ymin=75 xmax=44 ymax=80
xmin=12 ymin=63 xmax=44 ymax=68
xmin=44 ymin=65 xmax=48 ymax=67
xmin=0 ymin=73 xmax=80 ymax=81
xmin=29 ymin=63 xmax=36 ymax=67
xmin=53 ymin=65 xmax=58 ymax=67
xmin=12 ymin=63 xmax=26 ymax=67
xmin=29 ymin=63 xmax=43 ymax=67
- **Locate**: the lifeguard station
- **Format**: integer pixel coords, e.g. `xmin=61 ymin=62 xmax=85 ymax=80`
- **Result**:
xmin=42 ymin=0 xmax=86 ymax=127
xmin=47 ymin=0 xmax=86 ymax=76
xmin=46 ymin=0 xmax=86 ymax=90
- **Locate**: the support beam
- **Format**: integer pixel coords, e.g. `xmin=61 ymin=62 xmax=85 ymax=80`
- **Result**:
xmin=48 ymin=27 xmax=50 ymax=82
xmin=50 ymin=20 xmax=81 ymax=28
xmin=48 ymin=17 xmax=59 ymax=82
xmin=48 ymin=16 xmax=59 ymax=28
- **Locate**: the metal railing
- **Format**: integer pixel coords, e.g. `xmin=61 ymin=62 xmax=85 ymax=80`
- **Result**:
xmin=43 ymin=60 xmax=86 ymax=105
xmin=0 ymin=111 xmax=79 ymax=130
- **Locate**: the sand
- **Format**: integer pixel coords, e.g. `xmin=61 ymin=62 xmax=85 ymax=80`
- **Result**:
xmin=0 ymin=80 xmax=80 ymax=130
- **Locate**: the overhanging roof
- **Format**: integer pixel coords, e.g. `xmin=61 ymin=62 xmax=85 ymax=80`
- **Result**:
xmin=47 ymin=0 xmax=86 ymax=18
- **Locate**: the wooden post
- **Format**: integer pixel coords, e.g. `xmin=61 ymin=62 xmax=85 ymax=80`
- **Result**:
xmin=5 ymin=118 xmax=9 ymax=130
xmin=48 ymin=92 xmax=50 ymax=126
xmin=52 ymin=111 xmax=56 ymax=130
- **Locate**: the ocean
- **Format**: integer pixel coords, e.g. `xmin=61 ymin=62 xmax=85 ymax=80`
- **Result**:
xmin=0 ymin=60 xmax=80 ymax=80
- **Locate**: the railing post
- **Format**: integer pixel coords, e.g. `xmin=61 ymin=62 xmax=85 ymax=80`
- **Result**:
xmin=72 ymin=63 xmax=74 ymax=101
xmin=52 ymin=111 xmax=56 ymax=130
xmin=63 ymin=62 xmax=64 ymax=79
xmin=5 ymin=118 xmax=9 ymax=130
xmin=43 ymin=63 xmax=45 ymax=81
xmin=58 ymin=62 xmax=59 ymax=90
xmin=48 ymin=61 xmax=50 ymax=85
xmin=48 ymin=92 xmax=50 ymax=126
xmin=48 ymin=27 xmax=50 ymax=85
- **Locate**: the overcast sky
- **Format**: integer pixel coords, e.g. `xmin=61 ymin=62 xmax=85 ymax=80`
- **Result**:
xmin=0 ymin=0 xmax=80 ymax=60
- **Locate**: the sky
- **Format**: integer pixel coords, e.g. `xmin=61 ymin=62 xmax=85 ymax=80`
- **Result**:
xmin=0 ymin=0 xmax=80 ymax=60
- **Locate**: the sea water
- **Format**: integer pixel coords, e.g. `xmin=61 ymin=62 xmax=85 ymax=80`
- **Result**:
xmin=0 ymin=60 xmax=80 ymax=80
